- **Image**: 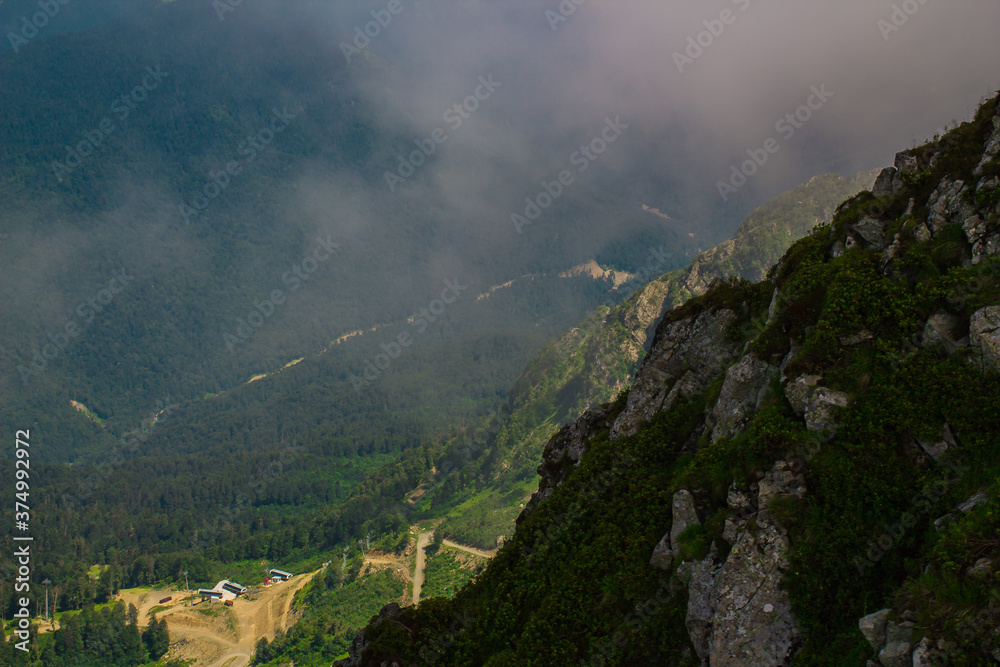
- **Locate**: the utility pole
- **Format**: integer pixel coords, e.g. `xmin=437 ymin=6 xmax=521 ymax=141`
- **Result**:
xmin=43 ymin=578 xmax=52 ymax=622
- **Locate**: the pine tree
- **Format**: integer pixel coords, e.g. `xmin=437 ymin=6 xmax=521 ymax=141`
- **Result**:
xmin=143 ymin=614 xmax=170 ymax=660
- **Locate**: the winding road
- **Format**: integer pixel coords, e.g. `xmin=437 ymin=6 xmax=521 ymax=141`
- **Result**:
xmin=411 ymin=530 xmax=433 ymax=605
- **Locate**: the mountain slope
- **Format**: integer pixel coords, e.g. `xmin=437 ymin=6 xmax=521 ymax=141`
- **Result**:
xmin=335 ymin=92 xmax=1000 ymax=666
xmin=428 ymin=170 xmax=879 ymax=550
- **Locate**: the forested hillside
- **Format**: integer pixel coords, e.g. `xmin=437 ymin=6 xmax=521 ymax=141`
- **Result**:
xmin=336 ymin=92 xmax=1000 ymax=666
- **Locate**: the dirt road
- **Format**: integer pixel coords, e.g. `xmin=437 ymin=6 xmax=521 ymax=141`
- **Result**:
xmin=442 ymin=539 xmax=497 ymax=559
xmin=411 ymin=531 xmax=433 ymax=605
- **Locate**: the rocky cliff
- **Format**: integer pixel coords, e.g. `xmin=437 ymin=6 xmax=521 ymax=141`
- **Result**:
xmin=337 ymin=93 xmax=1000 ymax=666
xmin=436 ymin=170 xmax=878 ymax=549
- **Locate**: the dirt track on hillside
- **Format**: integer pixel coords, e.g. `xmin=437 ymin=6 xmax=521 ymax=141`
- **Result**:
xmin=118 ymin=570 xmax=319 ymax=667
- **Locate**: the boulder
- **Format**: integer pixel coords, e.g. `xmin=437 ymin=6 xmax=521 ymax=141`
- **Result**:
xmin=957 ymin=492 xmax=990 ymax=514
xmin=922 ymin=311 xmax=969 ymax=354
xmin=927 ymin=179 xmax=975 ymax=234
xmin=971 ymin=306 xmax=1000 ymax=374
xmin=963 ymin=209 xmax=1000 ymax=264
xmin=878 ymin=620 xmax=914 ymax=667
xmin=709 ymin=354 xmax=779 ymax=443
xmin=680 ymin=462 xmax=805 ymax=666
xmin=708 ymin=511 xmax=800 ymax=666
xmin=784 ymin=374 xmax=822 ymax=416
xmin=678 ymin=554 xmax=720 ymax=662
xmin=916 ymin=423 xmax=957 ymax=463
xmin=871 ymin=167 xmax=898 ymax=198
xmin=649 ymin=532 xmax=674 ymax=571
xmin=911 ymin=637 xmax=935 ymax=667
xmin=967 ymin=557 xmax=993 ymax=579
xmin=850 ymin=215 xmax=887 ymax=249
xmin=671 ymin=489 xmax=701 ymax=553
xmin=858 ymin=608 xmax=890 ymax=653
xmin=803 ymin=388 xmax=851 ymax=435
xmin=611 ymin=308 xmax=741 ymax=440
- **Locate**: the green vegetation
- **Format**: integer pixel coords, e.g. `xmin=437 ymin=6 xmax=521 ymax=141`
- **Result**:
xmin=253 ymin=568 xmax=405 ymax=666
xmin=342 ymin=93 xmax=1000 ymax=665
xmin=1 ymin=601 xmax=171 ymax=666
xmin=421 ymin=549 xmax=487 ymax=601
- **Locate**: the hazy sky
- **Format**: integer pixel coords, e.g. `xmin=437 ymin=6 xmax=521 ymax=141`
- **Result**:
xmin=4 ymin=0 xmax=1000 ymax=342
xmin=282 ymin=0 xmax=1000 ymax=230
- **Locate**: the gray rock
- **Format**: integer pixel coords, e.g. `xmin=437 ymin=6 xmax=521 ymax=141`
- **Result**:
xmin=803 ymin=388 xmax=851 ymax=435
xmin=922 ymin=311 xmax=969 ymax=354
xmin=851 ymin=215 xmax=887 ymax=249
xmin=934 ymin=513 xmax=956 ymax=532
xmin=917 ymin=423 xmax=957 ymax=463
xmin=971 ymin=306 xmax=1000 ymax=374
xmin=881 ymin=234 xmax=903 ymax=272
xmin=722 ymin=517 xmax=740 ymax=545
xmin=894 ymin=150 xmax=921 ymax=181
xmin=872 ymin=167 xmax=898 ymax=198
xmin=859 ymin=608 xmax=891 ymax=653
xmin=911 ymin=637 xmax=935 ymax=667
xmin=784 ymin=374 xmax=822 ymax=417
xmin=611 ymin=308 xmax=741 ymax=440
xmin=967 ymin=557 xmax=993 ymax=579
xmin=840 ymin=330 xmax=875 ymax=346
xmin=649 ymin=532 xmax=674 ymax=571
xmin=974 ymin=113 xmax=1000 ymax=176
xmin=681 ymin=554 xmax=720 ymax=662
xmin=964 ymin=210 xmax=1000 ymax=263
xmin=767 ymin=288 xmax=781 ymax=324
xmin=709 ymin=354 xmax=779 ymax=443
xmin=708 ymin=511 xmax=801 ymax=666
xmin=914 ymin=222 xmax=932 ymax=243
xmin=957 ymin=492 xmax=990 ymax=514
xmin=671 ymin=489 xmax=701 ymax=553
xmin=927 ymin=179 xmax=974 ymax=234
xmin=680 ymin=462 xmax=805 ymax=666
xmin=757 ymin=461 xmax=807 ymax=508
xmin=727 ymin=483 xmax=755 ymax=513
xmin=878 ymin=620 xmax=914 ymax=667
